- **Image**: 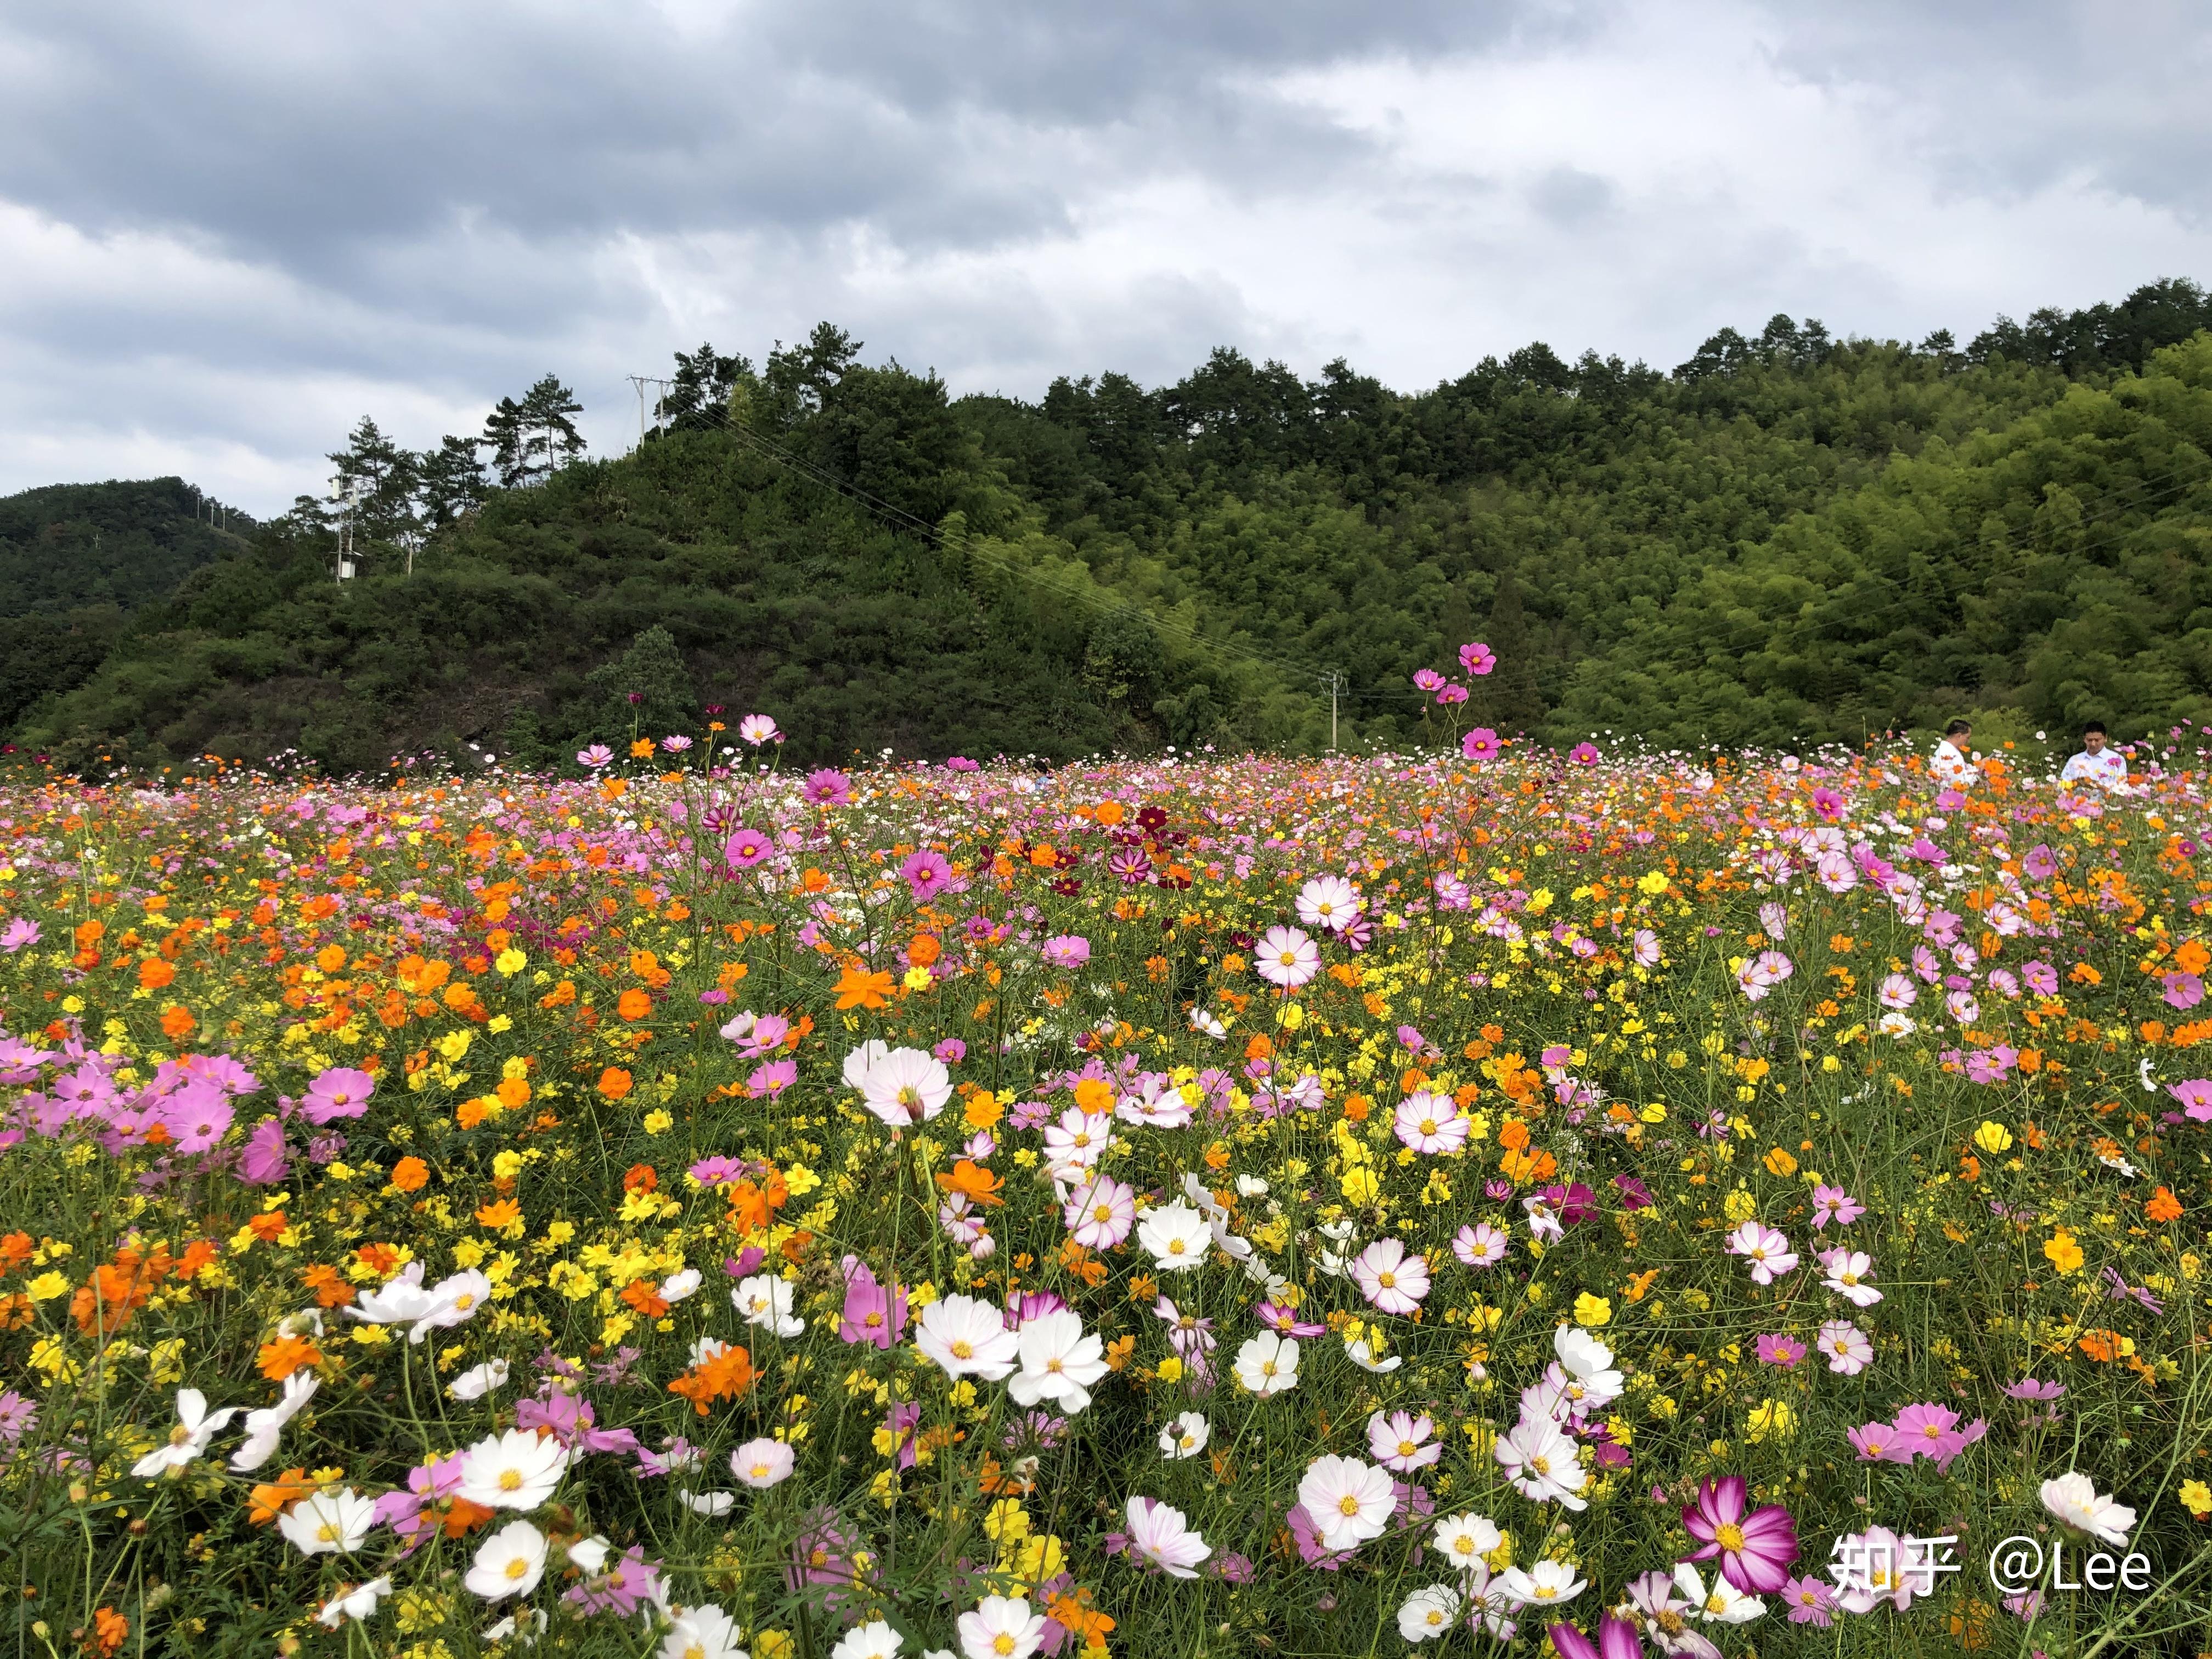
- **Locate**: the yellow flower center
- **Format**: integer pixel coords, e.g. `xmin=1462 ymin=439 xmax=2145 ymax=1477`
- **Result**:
xmin=1378 ymin=1271 xmax=1396 ymax=1288
xmin=1715 ymin=1522 xmax=1746 ymax=1552
xmin=951 ymin=1340 xmax=974 ymax=1360
xmin=1168 ymin=1239 xmax=1186 ymax=1255
xmin=865 ymin=1312 xmax=883 ymax=1328
xmin=505 ymin=1556 xmax=529 ymax=1579
xmin=1398 ymin=1440 xmax=1418 ymax=1457
xmin=318 ymin=1523 xmax=340 ymax=1543
xmin=499 ymin=1469 xmax=523 ymax=1491
xmin=1338 ymin=1494 xmax=1363 ymax=1517
xmin=1530 ymin=1455 xmax=1551 ymax=1476
xmin=1093 ymin=1205 xmax=1114 ymax=1222
xmin=994 ymin=1637 xmax=1017 ymax=1657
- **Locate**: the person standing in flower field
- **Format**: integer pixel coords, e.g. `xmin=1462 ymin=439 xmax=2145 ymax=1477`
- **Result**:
xmin=1931 ymin=719 xmax=1980 ymax=787
xmin=2061 ymin=720 xmax=2130 ymax=791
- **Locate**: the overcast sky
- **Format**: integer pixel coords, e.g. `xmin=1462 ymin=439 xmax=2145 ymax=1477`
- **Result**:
xmin=3 ymin=0 xmax=2208 ymax=515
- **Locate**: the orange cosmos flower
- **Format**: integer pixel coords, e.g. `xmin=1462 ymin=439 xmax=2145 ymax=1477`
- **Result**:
xmin=833 ymin=966 xmax=894 ymax=1011
xmin=257 ymin=1334 xmax=323 ymax=1380
xmin=597 ymin=1067 xmax=634 ymax=1099
xmin=391 ymin=1156 xmax=430 ymax=1193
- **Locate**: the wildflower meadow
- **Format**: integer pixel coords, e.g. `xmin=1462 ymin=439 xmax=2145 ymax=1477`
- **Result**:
xmin=5 ymin=682 xmax=2212 ymax=1658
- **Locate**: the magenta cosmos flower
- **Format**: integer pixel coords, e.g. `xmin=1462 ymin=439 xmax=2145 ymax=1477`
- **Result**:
xmin=724 ymin=826 xmax=774 ymax=868
xmin=1568 ymin=742 xmax=1600 ymax=765
xmin=1681 ymin=1475 xmax=1799 ymax=1593
xmin=802 ymin=768 xmax=851 ymax=805
xmin=899 ymin=849 xmax=953 ymax=901
xmin=1459 ymin=641 xmax=1496 ymax=677
xmin=1462 ymin=727 xmax=1501 ymax=761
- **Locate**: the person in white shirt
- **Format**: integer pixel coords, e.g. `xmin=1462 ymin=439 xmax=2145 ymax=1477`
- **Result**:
xmin=2061 ymin=721 xmax=2129 ymax=791
xmin=1932 ymin=720 xmax=1980 ymax=787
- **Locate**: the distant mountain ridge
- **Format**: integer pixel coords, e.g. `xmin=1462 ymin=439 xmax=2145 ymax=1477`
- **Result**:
xmin=0 ymin=477 xmax=253 ymax=737
xmin=10 ymin=280 xmax=2212 ymax=771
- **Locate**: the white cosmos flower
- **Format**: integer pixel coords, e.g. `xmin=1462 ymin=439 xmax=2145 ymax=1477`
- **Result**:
xmin=1493 ymin=1414 xmax=1588 ymax=1510
xmin=1125 ymin=1495 xmax=1211 ymax=1577
xmin=916 ymin=1294 xmax=1020 ymax=1381
xmin=231 ymin=1371 xmax=319 ymax=1471
xmin=1007 ymin=1309 xmax=1109 ymax=1413
xmin=730 ymin=1437 xmax=796 ymax=1488
xmin=456 ymin=1427 xmax=570 ymax=1510
xmin=348 ymin=1262 xmax=441 ymax=1329
xmin=315 ymin=1576 xmax=393 ymax=1628
xmin=1344 ymin=1332 xmax=1402 ymax=1373
xmin=414 ymin=1269 xmax=493 ymax=1340
xmin=1397 ymin=1584 xmax=1463 ymax=1643
xmin=277 ymin=1487 xmax=376 ymax=1556
xmin=464 ymin=1531 xmax=550 ymax=1601
xmin=2040 ymin=1471 xmax=2136 ymax=1545
xmin=680 ymin=1488 xmax=736 ymax=1516
xmin=1819 ymin=1249 xmax=1883 ymax=1307
xmin=857 ymin=1045 xmax=951 ymax=1127
xmin=843 ymin=1040 xmax=891 ymax=1091
xmin=661 ymin=1604 xmax=747 ymax=1659
xmin=1431 ymin=1511 xmax=1503 ymax=1572
xmin=733 ymin=1273 xmax=806 ymax=1339
xmin=132 ymin=1388 xmax=239 ymax=1477
xmin=483 ymin=1610 xmax=549 ymax=1645
xmin=1159 ymin=1411 xmax=1210 ymax=1459
xmin=659 ymin=1268 xmax=703 ymax=1303
xmin=1673 ymin=1561 xmax=1765 ymax=1624
xmin=1189 ymin=1008 xmax=1229 ymax=1039
xmin=1498 ymin=1559 xmax=1587 ymax=1609
xmin=1550 ymin=1327 xmax=1624 ymax=1413
xmin=1041 ymin=1108 xmax=1114 ymax=1178
xmin=448 ymin=1358 xmax=511 ymax=1401
xmin=957 ymin=1595 xmax=1047 ymax=1659
xmin=1136 ymin=1201 xmax=1210 ymax=1272
xmin=1296 ymin=1453 xmax=1396 ymax=1552
xmin=831 ymin=1621 xmax=906 ymax=1659
xmin=1232 ymin=1330 xmax=1299 ymax=1396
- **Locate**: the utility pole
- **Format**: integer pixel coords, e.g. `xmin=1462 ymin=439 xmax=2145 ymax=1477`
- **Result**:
xmin=1328 ymin=671 xmax=1340 ymax=752
xmin=627 ymin=375 xmax=672 ymax=452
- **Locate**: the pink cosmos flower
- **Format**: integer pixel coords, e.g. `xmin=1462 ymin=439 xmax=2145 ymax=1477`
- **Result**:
xmin=2165 ymin=972 xmax=2205 ymax=1011
xmin=1413 ymin=669 xmax=1446 ymax=691
xmin=1779 ymin=1574 xmax=1836 ymax=1627
xmin=1735 ymin=950 xmax=1793 ymax=1001
xmin=837 ymin=1257 xmax=908 ymax=1350
xmin=300 ymin=1067 xmax=374 ymax=1126
xmin=1393 ymin=1092 xmax=1468 ymax=1154
xmin=738 ymin=714 xmax=780 ymax=744
xmin=1462 ymin=728 xmax=1502 ymax=762
xmin=746 ymin=1059 xmax=797 ymax=1097
xmin=1352 ymin=1238 xmax=1430 ymax=1315
xmin=1041 ymin=935 xmax=1091 ymax=969
xmin=1680 ymin=1475 xmax=1798 ymax=1593
xmin=1435 ymin=682 xmax=1468 ymax=706
xmin=1724 ymin=1221 xmax=1797 ymax=1284
xmin=1754 ymin=1334 xmax=1805 ymax=1368
xmin=1568 ymin=742 xmax=1600 ymax=765
xmin=1063 ymin=1175 xmax=1136 ymax=1250
xmin=1460 ymin=641 xmax=1496 ymax=677
xmin=1810 ymin=1185 xmax=1864 ymax=1229
xmin=2169 ymin=1079 xmax=2212 ymax=1123
xmin=1847 ymin=1420 xmax=1912 ymax=1464
xmin=1254 ymin=926 xmax=1320 ymax=989
xmin=576 ymin=744 xmax=613 ymax=768
xmin=1816 ymin=1319 xmax=1872 ymax=1374
xmin=0 ymin=919 xmax=38 ymax=953
xmin=1367 ymin=1409 xmax=1441 ymax=1474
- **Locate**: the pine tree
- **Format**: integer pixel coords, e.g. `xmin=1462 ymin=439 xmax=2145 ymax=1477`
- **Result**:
xmin=482 ymin=377 xmax=585 ymax=487
xmin=328 ymin=417 xmax=420 ymax=552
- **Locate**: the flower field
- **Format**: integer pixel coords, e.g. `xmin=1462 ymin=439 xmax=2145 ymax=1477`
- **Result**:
xmin=4 ymin=718 xmax=2212 ymax=1658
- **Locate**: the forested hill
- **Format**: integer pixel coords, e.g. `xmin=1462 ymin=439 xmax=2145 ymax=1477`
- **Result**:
xmin=15 ymin=280 xmax=2212 ymax=773
xmin=0 ymin=477 xmax=253 ymax=741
